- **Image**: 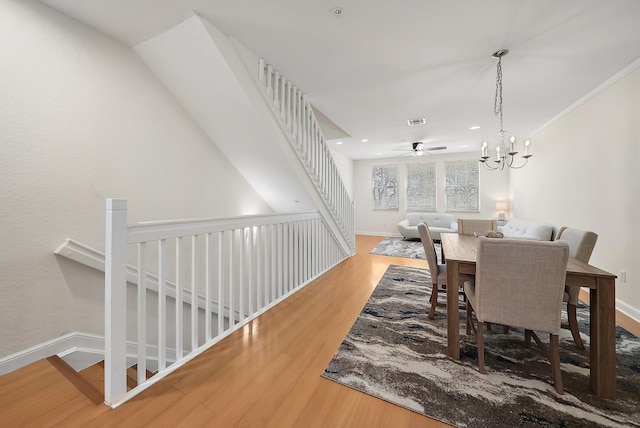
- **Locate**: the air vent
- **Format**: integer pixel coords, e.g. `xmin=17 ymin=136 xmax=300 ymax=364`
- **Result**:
xmin=427 ymin=146 xmax=447 ymax=151
xmin=407 ymin=117 xmax=426 ymax=126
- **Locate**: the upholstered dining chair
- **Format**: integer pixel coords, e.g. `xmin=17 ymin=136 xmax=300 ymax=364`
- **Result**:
xmin=457 ymin=219 xmax=498 ymax=236
xmin=555 ymin=226 xmax=598 ymax=349
xmin=464 ymin=237 xmax=570 ymax=394
xmin=418 ymin=222 xmax=469 ymax=320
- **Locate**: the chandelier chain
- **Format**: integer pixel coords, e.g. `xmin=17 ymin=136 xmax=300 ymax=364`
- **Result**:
xmin=494 ymin=56 xmax=503 ymax=135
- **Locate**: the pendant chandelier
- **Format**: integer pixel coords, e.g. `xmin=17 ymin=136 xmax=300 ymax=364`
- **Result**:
xmin=479 ymin=49 xmax=532 ymax=170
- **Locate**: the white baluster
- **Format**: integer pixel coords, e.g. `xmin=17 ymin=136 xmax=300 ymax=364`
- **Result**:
xmin=137 ymin=242 xmax=147 ymax=386
xmin=158 ymin=239 xmax=167 ymax=370
xmin=274 ymin=71 xmax=280 ymax=112
xmin=258 ymin=58 xmax=265 ymax=83
xmin=175 ymin=237 xmax=183 ymax=359
xmin=205 ymin=233 xmax=211 ymax=341
xmin=217 ymin=231 xmax=224 ymax=335
xmin=190 ymin=235 xmax=197 ymax=351
xmin=266 ymin=65 xmax=273 ymax=98
xmin=228 ymin=229 xmax=234 ymax=327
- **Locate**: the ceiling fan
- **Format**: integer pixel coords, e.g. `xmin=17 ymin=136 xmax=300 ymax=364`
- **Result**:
xmin=393 ymin=142 xmax=447 ymax=157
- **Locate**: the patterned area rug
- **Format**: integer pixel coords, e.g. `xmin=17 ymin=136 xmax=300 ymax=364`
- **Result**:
xmin=370 ymin=237 xmax=441 ymax=261
xmin=322 ymin=265 xmax=640 ymax=427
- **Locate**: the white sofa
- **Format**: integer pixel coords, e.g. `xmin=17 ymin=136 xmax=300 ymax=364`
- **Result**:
xmin=499 ymin=218 xmax=553 ymax=241
xmin=398 ymin=213 xmax=457 ymax=240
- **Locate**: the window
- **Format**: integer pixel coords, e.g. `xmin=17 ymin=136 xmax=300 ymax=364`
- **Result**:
xmin=445 ymin=161 xmax=479 ymax=212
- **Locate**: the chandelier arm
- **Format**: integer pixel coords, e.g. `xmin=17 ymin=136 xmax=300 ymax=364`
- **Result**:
xmin=505 ymin=156 xmax=530 ymax=169
xmin=480 ymin=160 xmax=504 ymax=171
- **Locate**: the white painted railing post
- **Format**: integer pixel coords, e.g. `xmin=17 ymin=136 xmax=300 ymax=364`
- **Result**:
xmin=104 ymin=198 xmax=128 ymax=405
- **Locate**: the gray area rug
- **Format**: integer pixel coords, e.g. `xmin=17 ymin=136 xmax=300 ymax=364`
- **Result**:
xmin=370 ymin=237 xmax=441 ymax=261
xmin=322 ymin=265 xmax=640 ymax=427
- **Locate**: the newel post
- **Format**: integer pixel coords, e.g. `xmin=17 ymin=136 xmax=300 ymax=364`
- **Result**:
xmin=104 ymin=198 xmax=128 ymax=405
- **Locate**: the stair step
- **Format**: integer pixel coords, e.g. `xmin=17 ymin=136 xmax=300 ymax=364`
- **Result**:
xmin=46 ymin=356 xmax=103 ymax=405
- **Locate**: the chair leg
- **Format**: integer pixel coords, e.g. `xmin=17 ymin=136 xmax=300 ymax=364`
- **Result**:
xmin=524 ymin=329 xmax=532 ymax=348
xmin=550 ymin=334 xmax=563 ymax=394
xmin=466 ymin=300 xmax=471 ymax=335
xmin=502 ymin=325 xmax=510 ymax=334
xmin=428 ymin=285 xmax=438 ymax=320
xmin=567 ymin=304 xmax=585 ymax=349
xmin=477 ymin=321 xmax=485 ymax=374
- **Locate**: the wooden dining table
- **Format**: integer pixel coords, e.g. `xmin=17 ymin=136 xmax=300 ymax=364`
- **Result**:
xmin=440 ymin=232 xmax=618 ymax=400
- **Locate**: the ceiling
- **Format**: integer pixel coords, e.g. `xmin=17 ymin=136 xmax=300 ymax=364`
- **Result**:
xmin=40 ymin=0 xmax=640 ymax=160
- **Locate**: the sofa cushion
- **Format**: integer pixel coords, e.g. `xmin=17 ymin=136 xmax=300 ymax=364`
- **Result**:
xmin=405 ymin=213 xmax=455 ymax=228
xmin=499 ymin=218 xmax=553 ymax=241
xmin=398 ymin=213 xmax=457 ymax=240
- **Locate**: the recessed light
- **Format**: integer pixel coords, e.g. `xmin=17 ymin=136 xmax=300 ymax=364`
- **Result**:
xmin=377 ymin=152 xmax=383 ymax=155
xmin=336 ymin=141 xmax=343 ymax=145
xmin=361 ymin=139 xmax=369 ymax=142
xmin=469 ymin=125 xmax=480 ymax=130
xmin=462 ymin=145 xmax=469 ymax=148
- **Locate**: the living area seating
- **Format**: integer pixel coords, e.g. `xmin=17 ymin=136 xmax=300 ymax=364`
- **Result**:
xmin=499 ymin=217 xmax=553 ymax=240
xmin=555 ymin=226 xmax=598 ymax=349
xmin=398 ymin=213 xmax=457 ymax=240
xmin=418 ymin=222 xmax=469 ymax=320
xmin=457 ymin=219 xmax=498 ymax=236
xmin=464 ymin=237 xmax=570 ymax=394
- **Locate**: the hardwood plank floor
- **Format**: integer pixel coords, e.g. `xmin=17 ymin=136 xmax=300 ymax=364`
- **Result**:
xmin=1 ymin=234 xmax=636 ymax=427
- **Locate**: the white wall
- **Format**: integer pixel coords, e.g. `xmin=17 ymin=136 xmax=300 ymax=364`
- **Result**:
xmin=354 ymin=153 xmax=510 ymax=236
xmin=510 ymin=65 xmax=640 ymax=320
xmin=0 ymin=0 xmax=273 ymax=358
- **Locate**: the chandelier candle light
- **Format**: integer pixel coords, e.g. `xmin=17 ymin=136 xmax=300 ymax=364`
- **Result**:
xmin=480 ymin=49 xmax=532 ymax=170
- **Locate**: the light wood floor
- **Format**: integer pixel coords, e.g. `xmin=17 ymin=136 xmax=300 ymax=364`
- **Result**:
xmin=1 ymin=234 xmax=638 ymax=427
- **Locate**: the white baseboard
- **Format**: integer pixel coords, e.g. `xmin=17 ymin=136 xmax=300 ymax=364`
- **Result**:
xmin=616 ymin=299 xmax=640 ymax=324
xmin=0 ymin=332 xmax=176 ymax=376
xmin=0 ymin=332 xmax=104 ymax=375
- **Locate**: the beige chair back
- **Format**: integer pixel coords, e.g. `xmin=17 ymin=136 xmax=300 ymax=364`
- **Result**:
xmin=417 ymin=222 xmax=440 ymax=277
xmin=555 ymin=226 xmax=598 ymax=262
xmin=474 ymin=237 xmax=569 ymax=334
xmin=458 ymin=219 xmax=498 ymax=236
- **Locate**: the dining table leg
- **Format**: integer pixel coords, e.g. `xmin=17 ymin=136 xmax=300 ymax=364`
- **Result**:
xmin=590 ymin=276 xmax=617 ymax=400
xmin=447 ymin=259 xmax=460 ymax=359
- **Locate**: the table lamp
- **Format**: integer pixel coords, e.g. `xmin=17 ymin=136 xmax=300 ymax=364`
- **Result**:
xmin=495 ymin=201 xmax=509 ymax=221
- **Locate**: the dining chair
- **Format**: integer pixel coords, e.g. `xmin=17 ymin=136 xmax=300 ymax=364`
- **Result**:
xmin=457 ymin=219 xmax=498 ymax=236
xmin=418 ymin=222 xmax=469 ymax=320
xmin=555 ymin=226 xmax=598 ymax=349
xmin=464 ymin=237 xmax=570 ymax=394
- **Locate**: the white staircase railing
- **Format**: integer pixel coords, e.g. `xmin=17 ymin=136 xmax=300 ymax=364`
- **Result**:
xmin=104 ymin=199 xmax=346 ymax=407
xmin=257 ymin=59 xmax=355 ymax=252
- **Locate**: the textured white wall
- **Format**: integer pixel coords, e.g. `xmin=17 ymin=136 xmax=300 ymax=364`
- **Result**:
xmin=510 ymin=65 xmax=640 ymax=319
xmin=0 ymin=1 xmax=273 ymax=358
xmin=353 ymin=153 xmax=510 ymax=236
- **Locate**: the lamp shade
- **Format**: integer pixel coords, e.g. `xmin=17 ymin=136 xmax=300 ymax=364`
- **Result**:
xmin=495 ymin=201 xmax=509 ymax=211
